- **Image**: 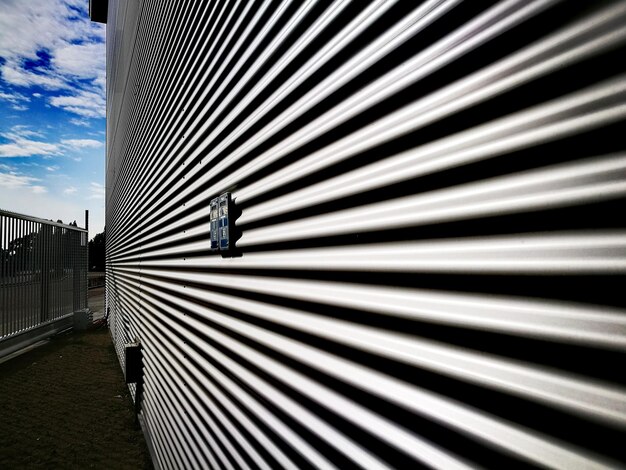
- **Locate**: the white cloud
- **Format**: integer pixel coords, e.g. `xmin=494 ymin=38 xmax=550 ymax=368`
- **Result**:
xmin=11 ymin=104 xmax=28 ymax=111
xmin=88 ymin=181 xmax=104 ymax=199
xmin=0 ymin=0 xmax=106 ymax=118
xmin=0 ymin=1 xmax=103 ymax=60
xmin=46 ymin=165 xmax=60 ymax=171
xmin=31 ymin=185 xmax=47 ymax=194
xmin=0 ymin=90 xmax=30 ymax=104
xmin=10 ymin=125 xmax=44 ymax=138
xmin=50 ymin=89 xmax=105 ymax=118
xmin=0 ymin=126 xmax=58 ymax=157
xmin=1 ymin=63 xmax=71 ymax=90
xmin=69 ymin=118 xmax=90 ymax=127
xmin=0 ymin=172 xmax=41 ymax=189
xmin=0 ymin=134 xmax=60 ymax=157
xmin=52 ymin=42 xmax=105 ymax=80
xmin=61 ymin=138 xmax=103 ymax=148
xmin=32 ymin=92 xmax=42 ymax=98
xmin=63 ymin=186 xmax=77 ymax=195
xmin=0 ymin=127 xmax=105 ymax=158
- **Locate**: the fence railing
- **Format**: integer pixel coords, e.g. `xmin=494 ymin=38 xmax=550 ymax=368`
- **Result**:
xmin=0 ymin=209 xmax=88 ymax=340
xmin=88 ymin=272 xmax=105 ymax=289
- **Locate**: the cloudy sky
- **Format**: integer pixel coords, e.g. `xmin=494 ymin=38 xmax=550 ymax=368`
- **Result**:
xmin=0 ymin=0 xmax=105 ymax=237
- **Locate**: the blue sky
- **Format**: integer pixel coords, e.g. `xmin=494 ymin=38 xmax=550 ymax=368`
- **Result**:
xmin=0 ymin=0 xmax=105 ymax=237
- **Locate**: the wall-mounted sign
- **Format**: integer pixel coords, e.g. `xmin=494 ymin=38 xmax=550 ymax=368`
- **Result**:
xmin=218 ymin=193 xmax=231 ymax=251
xmin=210 ymin=192 xmax=237 ymax=256
xmin=209 ymin=198 xmax=219 ymax=251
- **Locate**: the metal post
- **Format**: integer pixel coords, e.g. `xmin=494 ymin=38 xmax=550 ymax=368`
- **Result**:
xmin=85 ymin=210 xmax=89 ymax=309
xmin=0 ymin=215 xmax=4 ymax=336
xmin=40 ymin=224 xmax=49 ymax=323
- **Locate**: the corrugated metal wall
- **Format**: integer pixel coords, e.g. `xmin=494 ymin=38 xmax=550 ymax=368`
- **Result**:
xmin=105 ymin=1 xmax=626 ymax=468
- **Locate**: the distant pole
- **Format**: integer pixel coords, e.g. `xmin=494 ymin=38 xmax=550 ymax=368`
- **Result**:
xmin=84 ymin=209 xmax=89 ymax=308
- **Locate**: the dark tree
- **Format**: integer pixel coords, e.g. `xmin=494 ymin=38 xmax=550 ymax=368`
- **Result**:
xmin=89 ymin=229 xmax=105 ymax=271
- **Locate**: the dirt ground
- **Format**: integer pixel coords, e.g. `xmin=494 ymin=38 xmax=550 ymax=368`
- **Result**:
xmin=88 ymin=286 xmax=105 ymax=321
xmin=0 ymin=328 xmax=151 ymax=469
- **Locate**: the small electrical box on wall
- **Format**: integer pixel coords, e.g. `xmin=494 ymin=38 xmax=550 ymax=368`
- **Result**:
xmin=209 ymin=192 xmax=240 ymax=257
xmin=218 ymin=193 xmax=231 ymax=251
xmin=209 ymin=198 xmax=219 ymax=251
xmin=124 ymin=341 xmax=142 ymax=384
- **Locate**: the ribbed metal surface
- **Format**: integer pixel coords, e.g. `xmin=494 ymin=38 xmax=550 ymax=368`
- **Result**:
xmin=105 ymin=1 xmax=626 ymax=468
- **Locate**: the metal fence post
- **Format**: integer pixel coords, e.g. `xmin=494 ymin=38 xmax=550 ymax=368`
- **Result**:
xmin=39 ymin=224 xmax=50 ymax=323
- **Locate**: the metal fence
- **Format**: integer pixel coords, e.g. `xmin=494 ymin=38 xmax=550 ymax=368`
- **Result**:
xmin=0 ymin=209 xmax=88 ymax=340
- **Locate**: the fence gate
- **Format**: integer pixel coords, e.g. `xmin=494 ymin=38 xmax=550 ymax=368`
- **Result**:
xmin=0 ymin=210 xmax=87 ymax=356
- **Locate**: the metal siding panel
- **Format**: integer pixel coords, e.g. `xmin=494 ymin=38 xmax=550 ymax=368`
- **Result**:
xmin=106 ymin=1 xmax=626 ymax=468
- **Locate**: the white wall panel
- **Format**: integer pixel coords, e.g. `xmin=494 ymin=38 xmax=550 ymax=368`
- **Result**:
xmin=106 ymin=1 xmax=626 ymax=468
